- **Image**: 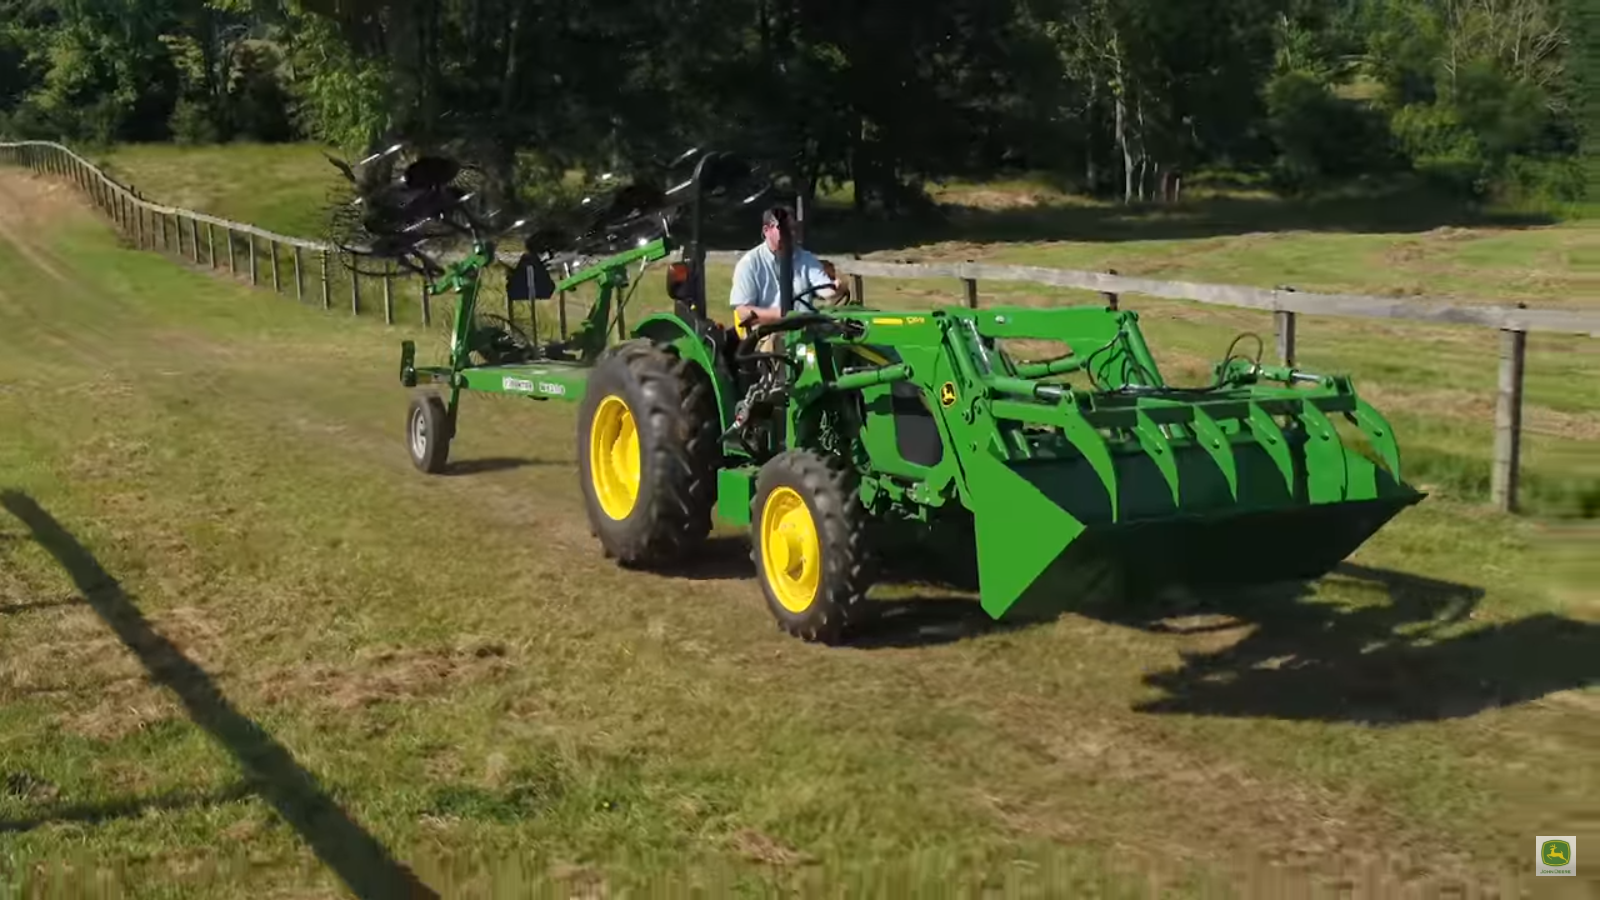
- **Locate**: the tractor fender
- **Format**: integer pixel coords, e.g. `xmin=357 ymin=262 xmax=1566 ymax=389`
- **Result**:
xmin=630 ymin=313 xmax=738 ymax=431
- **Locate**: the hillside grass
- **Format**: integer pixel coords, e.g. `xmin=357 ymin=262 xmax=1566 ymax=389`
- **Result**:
xmin=1 ymin=153 xmax=1596 ymax=896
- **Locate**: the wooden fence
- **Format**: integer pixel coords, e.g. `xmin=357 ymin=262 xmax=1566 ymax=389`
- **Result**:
xmin=3 ymin=139 xmax=1597 ymax=515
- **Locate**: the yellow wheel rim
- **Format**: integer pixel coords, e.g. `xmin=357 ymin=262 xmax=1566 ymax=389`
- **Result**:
xmin=589 ymin=395 xmax=640 ymax=519
xmin=760 ymin=486 xmax=820 ymax=613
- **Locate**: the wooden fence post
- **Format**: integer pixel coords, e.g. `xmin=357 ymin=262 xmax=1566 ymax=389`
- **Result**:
xmin=351 ymin=265 xmax=361 ymax=316
xmin=227 ymin=228 xmax=237 ymax=274
xmin=850 ymin=253 xmax=865 ymax=305
xmin=293 ymin=246 xmax=304 ymax=302
xmin=1275 ymin=312 xmax=1297 ymax=367
xmin=248 ymin=235 xmax=258 ymax=285
xmin=270 ymin=241 xmax=281 ymax=293
xmin=320 ymin=250 xmax=331 ymax=310
xmin=189 ymin=217 xmax=200 ymax=263
xmin=207 ymin=223 xmax=216 ymax=269
xmin=963 ymin=265 xmax=979 ymax=309
xmin=1103 ymin=269 xmax=1120 ymax=310
xmin=1274 ymin=286 xmax=1298 ymax=368
xmin=1492 ymin=305 xmax=1528 ymax=514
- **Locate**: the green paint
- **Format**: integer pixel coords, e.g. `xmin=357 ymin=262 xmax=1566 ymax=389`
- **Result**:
xmin=717 ymin=467 xmax=755 ymax=527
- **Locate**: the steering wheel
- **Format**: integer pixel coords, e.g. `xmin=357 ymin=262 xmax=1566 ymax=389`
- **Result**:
xmin=731 ymin=280 xmax=844 ymax=340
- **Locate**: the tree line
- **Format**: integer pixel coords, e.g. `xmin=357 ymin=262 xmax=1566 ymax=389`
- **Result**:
xmin=0 ymin=0 xmax=1592 ymax=214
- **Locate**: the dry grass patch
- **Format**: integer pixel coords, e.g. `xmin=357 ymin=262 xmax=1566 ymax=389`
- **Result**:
xmin=728 ymin=827 xmax=815 ymax=867
xmin=254 ymin=639 xmax=516 ymax=714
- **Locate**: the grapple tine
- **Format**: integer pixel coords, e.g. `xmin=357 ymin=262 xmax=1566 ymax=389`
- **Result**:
xmin=1131 ymin=408 xmax=1179 ymax=507
xmin=1185 ymin=405 xmax=1238 ymax=500
xmin=1244 ymin=401 xmax=1295 ymax=495
xmin=1062 ymin=414 xmax=1119 ymax=520
xmin=1351 ymin=397 xmax=1404 ymax=481
xmin=1296 ymin=402 xmax=1349 ymax=503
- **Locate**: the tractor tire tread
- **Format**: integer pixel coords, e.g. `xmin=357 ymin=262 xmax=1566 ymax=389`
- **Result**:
xmin=753 ymin=449 xmax=875 ymax=645
xmin=580 ymin=340 xmax=718 ymax=568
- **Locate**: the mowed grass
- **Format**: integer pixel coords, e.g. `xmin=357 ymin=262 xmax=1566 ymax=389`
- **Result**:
xmin=0 ymin=159 xmax=1597 ymax=898
xmin=98 ymin=142 xmax=347 ymax=240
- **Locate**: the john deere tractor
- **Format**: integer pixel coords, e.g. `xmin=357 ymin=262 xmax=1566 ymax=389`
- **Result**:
xmin=335 ymin=145 xmax=1425 ymax=644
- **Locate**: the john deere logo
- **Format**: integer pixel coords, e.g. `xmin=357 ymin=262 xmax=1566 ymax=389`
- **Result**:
xmin=1537 ymin=836 xmax=1576 ymax=875
xmin=939 ymin=382 xmax=958 ymax=407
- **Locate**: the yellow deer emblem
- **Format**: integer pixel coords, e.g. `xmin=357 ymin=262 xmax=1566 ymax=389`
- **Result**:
xmin=1546 ymin=846 xmax=1567 ymax=864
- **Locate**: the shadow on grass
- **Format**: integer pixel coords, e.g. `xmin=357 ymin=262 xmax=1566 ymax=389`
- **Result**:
xmin=842 ymin=595 xmax=1031 ymax=649
xmin=0 ymin=490 xmax=439 ymax=900
xmin=658 ymin=534 xmax=753 ymax=581
xmin=1089 ymin=561 xmax=1600 ymax=724
xmin=441 ymin=456 xmax=551 ymax=477
xmin=1 ymin=782 xmax=256 ymax=834
xmin=789 ymin=185 xmax=1559 ymax=257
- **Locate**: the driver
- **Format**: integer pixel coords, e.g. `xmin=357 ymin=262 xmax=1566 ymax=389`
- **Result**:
xmin=730 ymin=205 xmax=841 ymax=352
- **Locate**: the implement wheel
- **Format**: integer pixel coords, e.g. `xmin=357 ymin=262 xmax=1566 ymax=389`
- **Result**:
xmin=407 ymin=392 xmax=452 ymax=474
xmin=751 ymin=450 xmax=874 ymax=644
xmin=577 ymin=340 xmax=718 ymax=567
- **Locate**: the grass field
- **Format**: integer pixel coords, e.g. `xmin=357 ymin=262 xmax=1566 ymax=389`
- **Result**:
xmin=1 ymin=147 xmax=1598 ymax=897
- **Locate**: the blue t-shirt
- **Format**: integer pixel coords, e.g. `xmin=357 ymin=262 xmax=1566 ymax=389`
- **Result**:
xmin=729 ymin=244 xmax=835 ymax=313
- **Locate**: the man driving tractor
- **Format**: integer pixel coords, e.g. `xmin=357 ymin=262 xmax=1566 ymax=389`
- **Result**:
xmin=730 ymin=205 xmax=845 ymax=350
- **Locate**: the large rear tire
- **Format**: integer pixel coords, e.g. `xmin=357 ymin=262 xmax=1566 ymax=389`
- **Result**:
xmin=576 ymin=341 xmax=719 ymax=567
xmin=751 ymin=450 xmax=875 ymax=644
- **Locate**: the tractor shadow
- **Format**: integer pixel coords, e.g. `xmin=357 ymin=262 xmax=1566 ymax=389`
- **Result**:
xmin=842 ymin=594 xmax=1033 ymax=649
xmin=658 ymin=534 xmax=755 ymax=581
xmin=1075 ymin=561 xmax=1600 ymax=725
xmin=441 ymin=456 xmax=551 ymax=476
xmin=0 ymin=490 xmax=440 ymax=900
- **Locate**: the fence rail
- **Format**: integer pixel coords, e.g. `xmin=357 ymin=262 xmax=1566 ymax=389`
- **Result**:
xmin=3 ymin=138 xmax=1596 ymax=515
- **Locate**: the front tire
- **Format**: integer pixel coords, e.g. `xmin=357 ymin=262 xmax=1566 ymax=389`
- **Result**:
xmin=752 ymin=450 xmax=875 ymax=644
xmin=407 ymin=393 xmax=451 ymax=474
xmin=576 ymin=341 xmax=718 ymax=567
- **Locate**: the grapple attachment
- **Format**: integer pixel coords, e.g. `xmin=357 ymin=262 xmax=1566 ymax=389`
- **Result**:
xmin=917 ymin=306 xmax=1426 ymax=621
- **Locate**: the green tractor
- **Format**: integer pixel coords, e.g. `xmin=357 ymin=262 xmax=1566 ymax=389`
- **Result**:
xmin=334 ymin=146 xmax=1425 ymax=644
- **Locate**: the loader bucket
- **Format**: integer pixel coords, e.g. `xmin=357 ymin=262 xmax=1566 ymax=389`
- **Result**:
xmin=960 ymin=388 xmax=1426 ymax=622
